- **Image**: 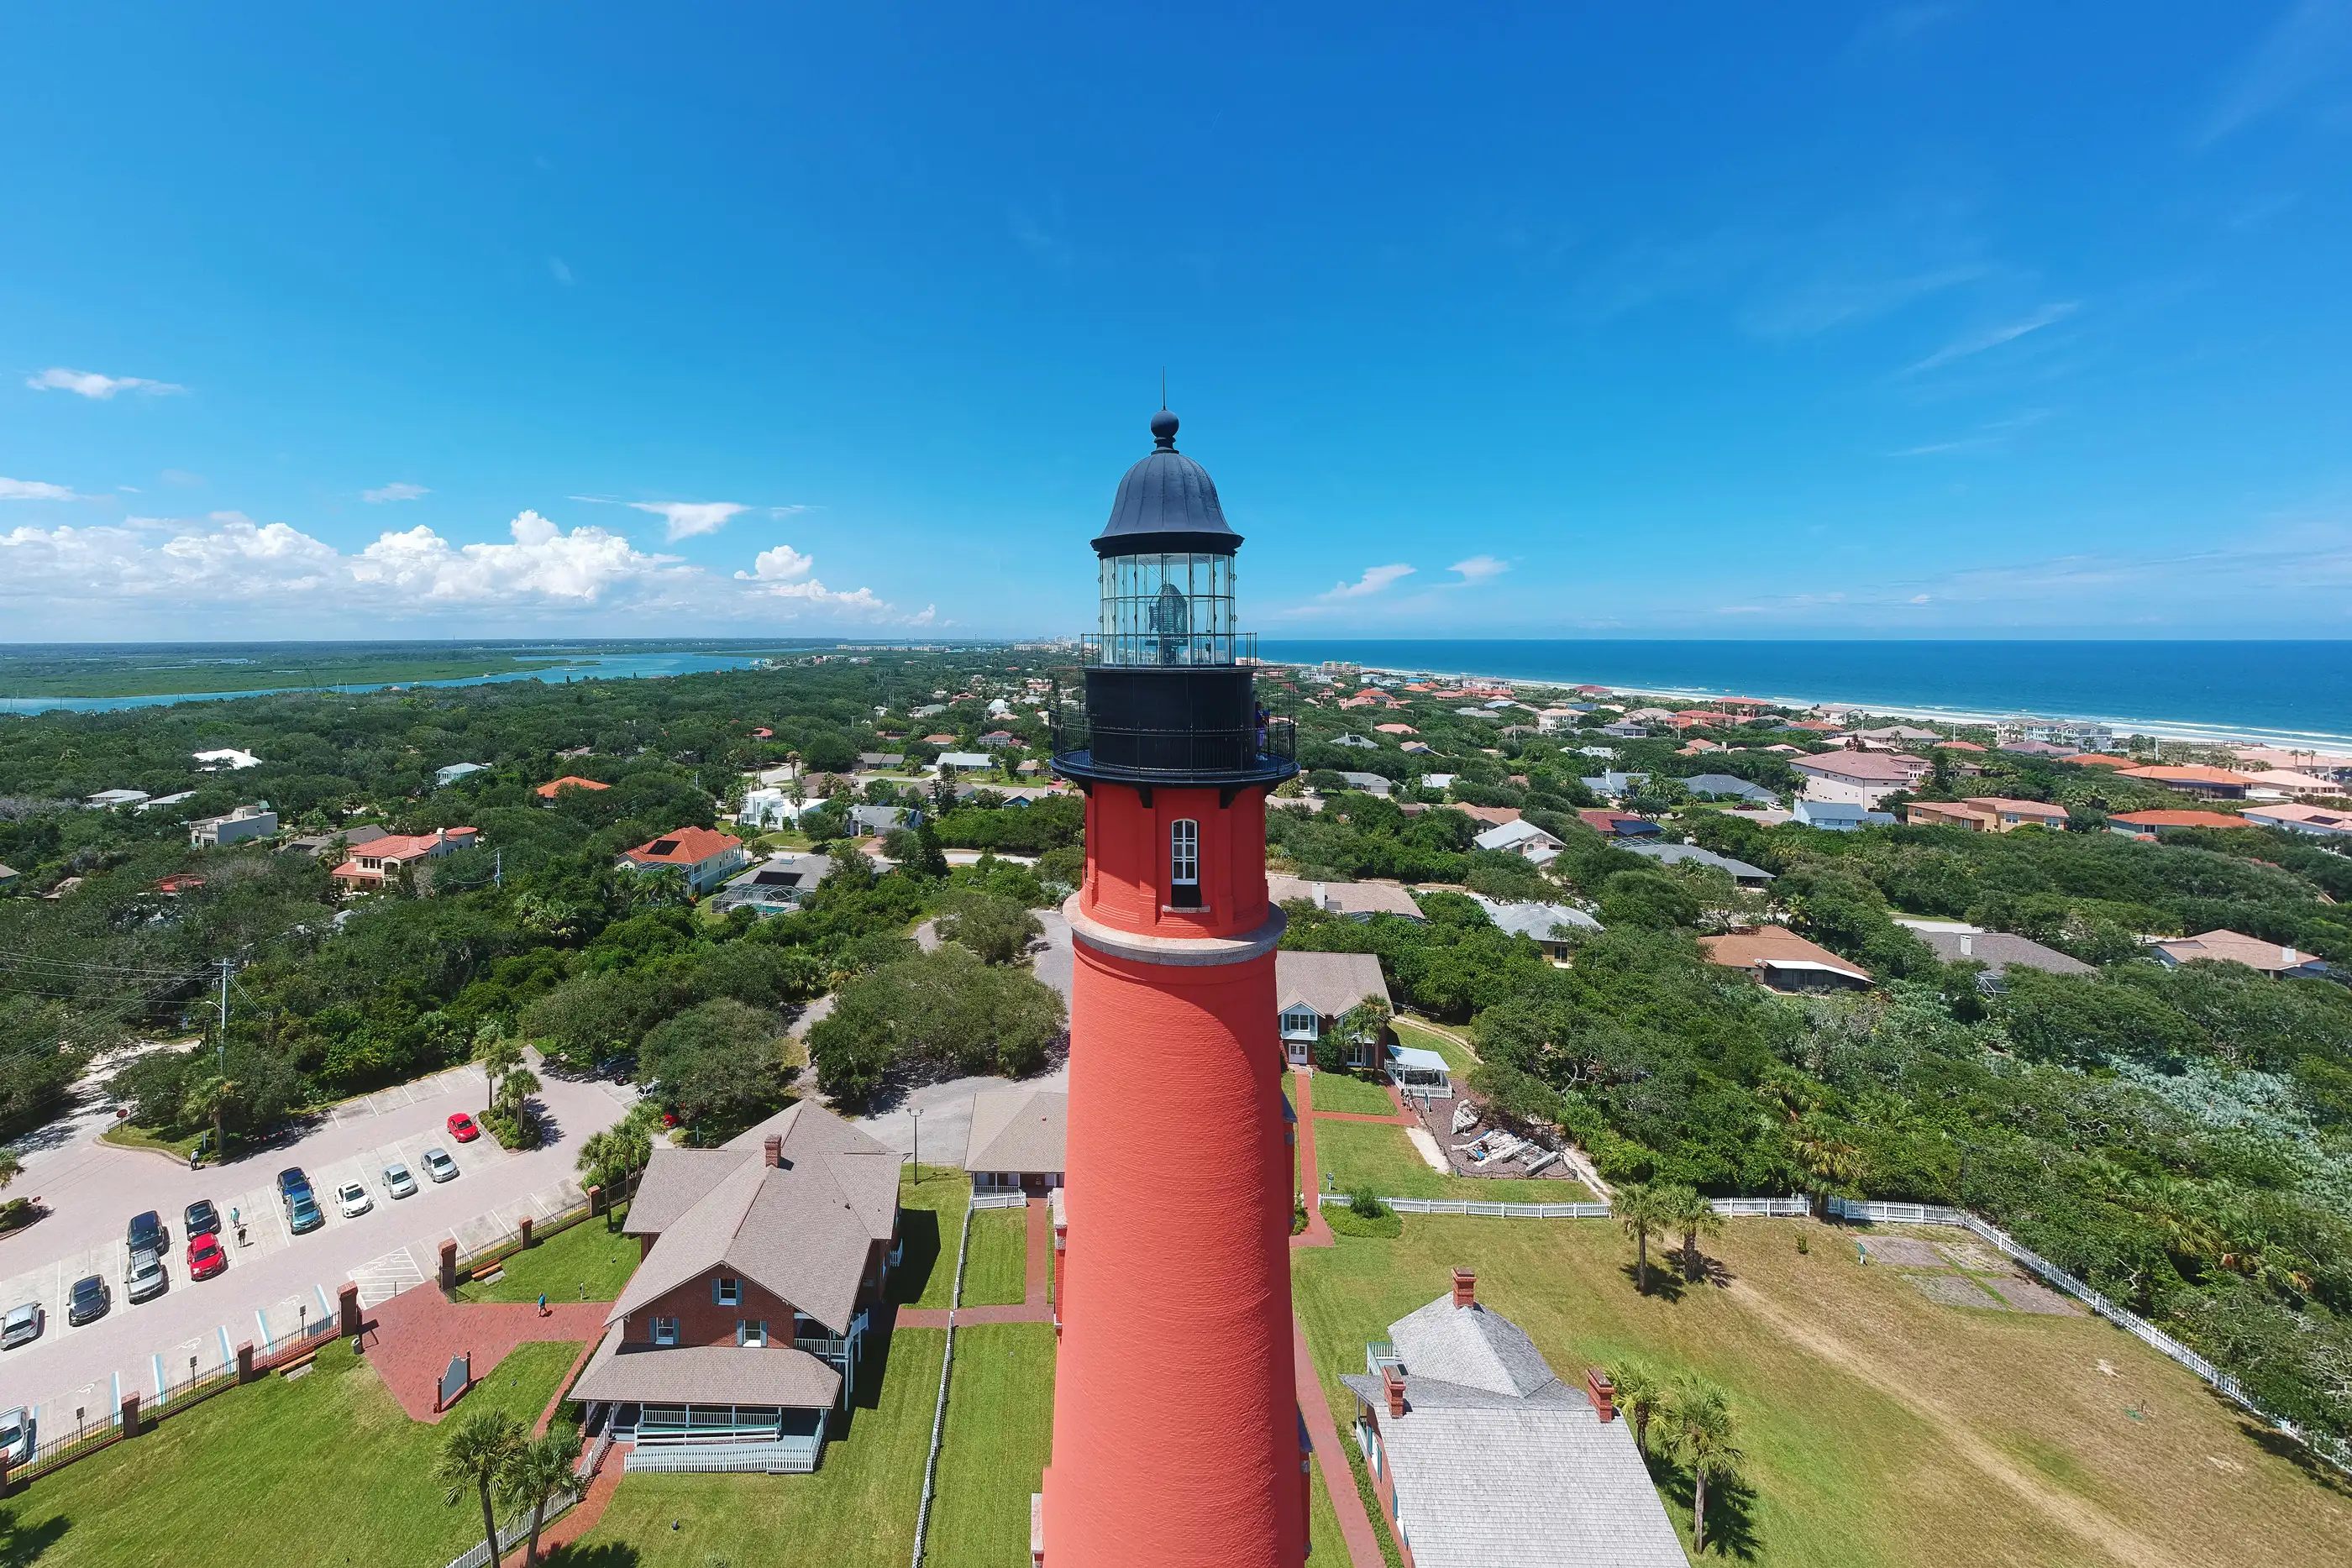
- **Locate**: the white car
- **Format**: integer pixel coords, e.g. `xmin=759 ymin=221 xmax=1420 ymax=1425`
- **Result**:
xmin=422 ymin=1147 xmax=459 ymax=1183
xmin=384 ymin=1162 xmax=418 ymax=1199
xmin=0 ymin=1406 xmax=31 ymax=1467
xmin=337 ymin=1182 xmax=373 ymax=1219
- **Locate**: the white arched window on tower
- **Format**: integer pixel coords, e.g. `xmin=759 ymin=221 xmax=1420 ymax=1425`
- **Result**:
xmin=1169 ymin=819 xmax=1200 ymax=908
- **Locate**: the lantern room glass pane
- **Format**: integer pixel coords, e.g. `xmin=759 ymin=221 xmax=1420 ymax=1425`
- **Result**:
xmin=1097 ymin=552 xmax=1237 ymax=665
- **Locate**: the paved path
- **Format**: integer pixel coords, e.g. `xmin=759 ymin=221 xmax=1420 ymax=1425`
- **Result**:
xmin=0 ymin=1062 xmax=632 ymax=1435
xmin=364 ymin=1283 xmax=609 ymax=1423
xmin=1293 ymin=1312 xmax=1385 ymax=1568
xmin=1289 ymin=1069 xmax=1334 ymax=1251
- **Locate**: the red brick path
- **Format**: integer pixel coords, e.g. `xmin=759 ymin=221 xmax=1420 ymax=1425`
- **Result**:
xmin=1293 ymin=1313 xmax=1385 ymax=1568
xmin=1289 ymin=1068 xmax=1333 ymax=1250
xmin=365 ymin=1282 xmax=610 ymax=1423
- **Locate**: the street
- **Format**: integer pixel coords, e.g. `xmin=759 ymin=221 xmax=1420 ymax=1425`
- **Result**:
xmin=0 ymin=1057 xmax=632 ymax=1439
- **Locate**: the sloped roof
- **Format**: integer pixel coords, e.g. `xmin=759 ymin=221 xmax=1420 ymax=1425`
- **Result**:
xmin=963 ymin=1088 xmax=1067 ymax=1173
xmin=535 ymin=775 xmax=611 ymax=798
xmin=2108 ymin=810 xmax=2248 ymax=829
xmin=1275 ymin=950 xmax=1390 ymax=1018
xmin=1469 ymin=895 xmax=1601 ymax=941
xmin=1790 ymin=751 xmax=1924 ymax=783
xmin=623 ymin=826 xmax=743 ymax=865
xmin=1910 ymin=928 xmax=2092 ymax=976
xmin=1473 ymin=818 xmax=1562 ymax=852
xmin=1622 ymin=841 xmax=1773 ymax=880
xmin=2154 ymin=930 xmax=2324 ymax=973
xmin=1679 ymin=773 xmax=1774 ymax=800
xmin=1699 ymin=926 xmax=1870 ymax=983
xmin=612 ymin=1101 xmax=897 ymax=1335
xmin=571 ymin=1325 xmax=842 ymax=1409
xmin=1266 ymin=874 xmax=1425 ymax=919
xmin=1393 ymin=1292 xmax=1560 ymax=1397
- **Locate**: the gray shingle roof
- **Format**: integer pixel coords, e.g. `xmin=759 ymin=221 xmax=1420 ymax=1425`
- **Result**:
xmin=1473 ymin=818 xmax=1562 ymax=852
xmin=570 ymin=1324 xmax=843 ymax=1409
xmin=963 ymin=1088 xmax=1068 ymax=1174
xmin=1336 ymin=1292 xmax=1688 ymax=1568
xmin=1911 ymin=928 xmax=2093 ymax=976
xmin=1469 ymin=895 xmax=1601 ymax=941
xmin=612 ymin=1101 xmax=897 ymax=1335
xmin=1266 ymin=874 xmax=1425 ymax=920
xmin=1623 ymin=841 xmax=1775 ymax=881
xmin=1680 ymin=773 xmax=1776 ymax=802
xmin=1275 ymin=950 xmax=1390 ymax=1018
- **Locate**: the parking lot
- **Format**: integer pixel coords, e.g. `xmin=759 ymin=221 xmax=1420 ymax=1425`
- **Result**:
xmin=0 ymin=1057 xmax=633 ymax=1438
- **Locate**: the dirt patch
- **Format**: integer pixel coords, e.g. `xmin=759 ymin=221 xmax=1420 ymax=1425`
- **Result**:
xmin=1859 ymin=1234 xmax=1948 ymax=1267
xmin=1986 ymin=1275 xmax=2084 ymax=1316
xmin=1908 ymin=1272 xmax=2008 ymax=1309
xmin=1935 ymin=1239 xmax=2016 ymax=1273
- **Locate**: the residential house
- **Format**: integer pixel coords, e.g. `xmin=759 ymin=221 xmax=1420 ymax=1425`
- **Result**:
xmin=281 ymin=824 xmax=390 ymax=857
xmin=188 ymin=804 xmax=277 ymax=848
xmin=573 ymin=1102 xmax=901 ymax=1472
xmin=331 ymin=826 xmax=480 ymax=890
xmin=1899 ymin=924 xmax=2092 ymax=990
xmin=1267 ymin=873 xmax=1425 ymax=920
xmin=1789 ymin=751 xmax=1927 ymax=807
xmin=84 ymin=789 xmax=150 ymax=809
xmin=738 ymin=789 xmax=811 ymax=831
xmin=1469 ymin=894 xmax=1600 ymax=963
xmin=2235 ymin=746 xmax=2352 ymax=785
xmin=1574 ymin=810 xmax=1658 ymax=840
xmin=1399 ymin=742 xmax=1435 ymax=756
xmin=1577 ymin=771 xmax=1648 ymax=799
xmin=1374 ymin=723 xmax=1418 ymax=736
xmin=1903 ymin=797 xmax=2069 ymax=833
xmin=2239 ymin=803 xmax=2352 ymax=838
xmin=619 ymin=826 xmax=748 ymax=895
xmin=1848 ymin=724 xmax=1944 ymax=744
xmin=0 ymin=864 xmax=17 ymax=894
xmin=2233 ymin=768 xmax=2339 ymax=800
xmin=2149 ymin=931 xmax=2330 ymax=979
xmin=858 ymin=753 xmax=907 ymax=769
xmin=1419 ymin=773 xmax=1457 ymax=790
xmin=921 ymin=732 xmax=958 ymax=746
xmin=1474 ymin=818 xmax=1566 ymax=863
xmin=1451 ymin=805 xmax=1521 ymax=829
xmin=1678 ymin=773 xmax=1776 ymax=804
xmin=975 ymin=730 xmax=1019 ymax=749
xmin=846 ymin=803 xmax=913 ymax=836
xmin=1597 ymin=721 xmax=1648 ymax=740
xmin=1335 ymin=771 xmax=1394 ymax=797
xmin=1790 ymin=800 xmax=1893 ymax=831
xmin=1276 ymin=950 xmax=1392 ymax=1067
xmin=535 ymin=775 xmax=611 ymax=801
xmin=2056 ymin=753 xmax=2122 ymax=768
xmin=433 ymin=762 xmax=491 ymax=788
xmin=135 ymin=790 xmax=197 ymax=813
xmin=936 ymin=752 xmax=995 ymax=776
xmin=1341 ymin=1271 xmax=1687 ymax=1568
xmin=1699 ymin=926 xmax=1871 ymax=993
xmin=2106 ymin=809 xmax=2249 ymax=836
xmin=1623 ymin=842 xmax=1774 ymax=885
xmin=1998 ymin=739 xmax=2075 ymax=758
xmin=1331 ymin=733 xmax=1380 ymax=750
xmin=711 ymin=852 xmax=836 ymax=915
xmin=192 ymin=748 xmax=264 ymax=770
xmin=2115 ymin=765 xmax=2255 ymax=800
xmin=962 ymin=1087 xmax=1068 ymax=1193
xmin=1673 ymin=739 xmax=1725 ymax=756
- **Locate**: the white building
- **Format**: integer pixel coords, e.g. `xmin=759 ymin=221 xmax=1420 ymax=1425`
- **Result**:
xmin=189 ymin=805 xmax=278 ymax=848
xmin=1788 ymin=751 xmax=1927 ymax=808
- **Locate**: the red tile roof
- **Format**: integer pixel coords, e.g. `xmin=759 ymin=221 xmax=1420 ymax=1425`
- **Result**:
xmin=534 ymin=775 xmax=610 ymax=799
xmin=2108 ymin=809 xmax=2249 ymax=829
xmin=623 ymin=826 xmax=744 ymax=865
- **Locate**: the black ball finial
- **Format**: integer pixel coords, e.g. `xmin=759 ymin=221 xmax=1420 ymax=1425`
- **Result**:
xmin=1150 ymin=408 xmax=1179 ymax=448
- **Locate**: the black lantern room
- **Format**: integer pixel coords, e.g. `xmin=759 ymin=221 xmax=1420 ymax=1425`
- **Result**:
xmin=1051 ymin=411 xmax=1295 ymax=788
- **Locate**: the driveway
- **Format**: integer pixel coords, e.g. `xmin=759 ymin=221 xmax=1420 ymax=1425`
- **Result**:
xmin=0 ymin=1059 xmax=633 ymax=1435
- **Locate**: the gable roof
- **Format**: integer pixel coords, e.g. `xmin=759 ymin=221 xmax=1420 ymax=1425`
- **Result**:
xmin=612 ymin=1100 xmax=897 ymax=1335
xmin=1473 ymin=818 xmax=1562 ymax=852
xmin=2108 ymin=810 xmax=2248 ymax=829
xmin=1790 ymin=751 xmax=1925 ymax=783
xmin=1275 ymin=950 xmax=1390 ymax=1019
xmin=963 ymin=1088 xmax=1068 ymax=1174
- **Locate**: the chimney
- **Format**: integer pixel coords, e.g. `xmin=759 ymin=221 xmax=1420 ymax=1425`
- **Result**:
xmin=2281 ymin=945 xmax=2297 ymax=967
xmin=1382 ymin=1363 xmax=1406 ymax=1419
xmin=1585 ymin=1367 xmax=1616 ymax=1422
xmin=1452 ymin=1268 xmax=1476 ymax=1309
xmin=1958 ymin=931 xmax=1973 ymax=957
xmin=764 ymin=1135 xmax=783 ymax=1167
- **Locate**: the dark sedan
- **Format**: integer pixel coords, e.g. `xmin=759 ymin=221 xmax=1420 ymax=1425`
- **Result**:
xmin=66 ymin=1275 xmax=110 ymax=1326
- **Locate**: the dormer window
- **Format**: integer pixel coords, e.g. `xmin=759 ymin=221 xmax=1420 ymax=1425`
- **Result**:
xmin=1170 ymin=819 xmax=1200 ymax=909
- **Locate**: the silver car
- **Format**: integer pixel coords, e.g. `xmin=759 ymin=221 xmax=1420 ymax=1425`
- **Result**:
xmin=0 ymin=1406 xmax=31 ymax=1466
xmin=384 ymin=1162 xmax=418 ymax=1199
xmin=421 ymin=1146 xmax=459 ymax=1183
xmin=125 ymin=1247 xmax=168 ymax=1304
xmin=1 ymin=1302 xmax=39 ymax=1349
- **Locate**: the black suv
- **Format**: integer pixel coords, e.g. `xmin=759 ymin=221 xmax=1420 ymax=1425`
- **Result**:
xmin=185 ymin=1198 xmax=221 ymax=1238
xmin=125 ymin=1210 xmax=168 ymax=1255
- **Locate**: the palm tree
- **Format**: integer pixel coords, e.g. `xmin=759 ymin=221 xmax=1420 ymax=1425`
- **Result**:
xmin=498 ymin=1433 xmax=579 ymax=1566
xmin=181 ymin=1074 xmax=238 ymax=1162
xmin=497 ymin=1067 xmax=541 ymax=1114
xmin=1615 ymin=1182 xmax=1665 ymax=1293
xmin=1666 ymin=1376 xmax=1743 ymax=1555
xmin=475 ymin=1032 xmax=524 ymax=1116
xmin=1660 ymin=1183 xmax=1724 ymax=1282
xmin=437 ymin=1408 xmax=527 ymax=1568
xmin=1605 ymin=1357 xmax=1665 ymax=1461
xmin=1789 ymin=1117 xmax=1862 ymax=1217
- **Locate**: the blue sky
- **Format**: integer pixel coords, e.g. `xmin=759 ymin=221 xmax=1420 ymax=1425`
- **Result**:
xmin=3 ymin=3 xmax=2349 ymax=641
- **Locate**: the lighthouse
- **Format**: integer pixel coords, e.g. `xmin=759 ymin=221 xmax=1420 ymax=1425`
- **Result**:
xmin=1038 ymin=408 xmax=1306 ymax=1568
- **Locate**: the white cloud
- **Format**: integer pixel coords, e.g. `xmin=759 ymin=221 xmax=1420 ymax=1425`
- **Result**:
xmin=1903 ymin=302 xmax=2078 ymax=375
xmin=731 ymin=540 xmax=895 ymax=617
xmin=351 ymin=511 xmax=691 ymax=603
xmin=363 ymin=482 xmax=430 ymax=504
xmin=1320 ymin=564 xmax=1415 ymax=601
xmin=628 ymin=500 xmax=748 ymax=541
xmin=0 ymin=477 xmax=76 ymax=501
xmin=26 ymin=367 xmax=186 ymax=399
xmin=1447 ymin=555 xmax=1509 ymax=584
xmin=740 ymin=544 xmax=815 ymax=582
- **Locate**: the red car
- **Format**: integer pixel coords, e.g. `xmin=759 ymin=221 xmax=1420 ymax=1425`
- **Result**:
xmin=446 ymin=1111 xmax=481 ymax=1142
xmin=186 ymin=1232 xmax=227 ymax=1281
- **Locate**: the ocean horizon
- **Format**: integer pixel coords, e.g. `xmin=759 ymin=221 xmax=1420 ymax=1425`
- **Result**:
xmin=1256 ymin=639 xmax=2352 ymax=753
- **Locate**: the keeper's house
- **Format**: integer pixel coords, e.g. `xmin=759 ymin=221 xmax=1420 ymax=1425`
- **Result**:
xmin=572 ymin=1103 xmax=902 ymax=1473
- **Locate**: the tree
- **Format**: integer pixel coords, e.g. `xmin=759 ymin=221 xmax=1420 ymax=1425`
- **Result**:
xmin=1615 ymin=1181 xmax=1667 ymax=1293
xmin=498 ymin=1433 xmax=579 ymax=1567
xmin=1659 ymin=1183 xmax=1723 ymax=1281
xmin=1788 ymin=1117 xmax=1862 ymax=1216
xmin=496 ymin=1067 xmax=541 ymax=1114
xmin=0 ymin=1147 xmax=19 ymax=1192
xmin=1605 ymin=1357 xmax=1665 ymax=1460
xmin=437 ymin=1408 xmax=528 ymax=1568
xmin=1666 ymin=1376 xmax=1743 ymax=1555
xmin=181 ymin=1073 xmax=238 ymax=1161
xmin=639 ymin=999 xmax=795 ymax=1134
xmin=475 ymin=1027 xmax=523 ymax=1116
xmin=911 ymin=817 xmax=950 ymax=880
xmin=576 ymin=1099 xmax=661 ymax=1197
xmin=935 ymin=893 xmax=1042 ymax=965
xmin=1319 ymin=995 xmax=1394 ymax=1074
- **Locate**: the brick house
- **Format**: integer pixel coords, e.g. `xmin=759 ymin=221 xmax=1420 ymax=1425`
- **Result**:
xmin=570 ymin=1102 xmax=902 ymax=1472
xmin=1340 ymin=1270 xmax=1686 ymax=1568
xmin=1276 ymin=950 xmax=1391 ymax=1068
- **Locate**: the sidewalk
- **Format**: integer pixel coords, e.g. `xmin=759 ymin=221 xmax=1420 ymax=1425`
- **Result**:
xmin=1290 ymin=1068 xmax=1333 ymax=1250
xmin=365 ymin=1283 xmax=609 ymax=1423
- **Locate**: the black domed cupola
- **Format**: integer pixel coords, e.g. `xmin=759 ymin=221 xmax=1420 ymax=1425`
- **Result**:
xmin=1095 ymin=410 xmax=1243 ymax=559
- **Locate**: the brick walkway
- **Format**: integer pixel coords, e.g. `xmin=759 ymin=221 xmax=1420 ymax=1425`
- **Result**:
xmin=1293 ymin=1312 xmax=1384 ymax=1568
xmin=535 ymin=1453 xmax=625 ymax=1557
xmin=1290 ymin=1069 xmax=1333 ymax=1250
xmin=365 ymin=1282 xmax=609 ymax=1423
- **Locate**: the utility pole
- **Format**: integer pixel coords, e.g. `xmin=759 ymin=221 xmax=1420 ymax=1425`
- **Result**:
xmin=217 ymin=958 xmax=231 ymax=1067
xmin=493 ymin=847 xmax=502 ymax=889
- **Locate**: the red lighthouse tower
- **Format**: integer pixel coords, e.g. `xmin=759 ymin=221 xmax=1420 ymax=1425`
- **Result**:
xmin=1038 ymin=409 xmax=1305 ymax=1568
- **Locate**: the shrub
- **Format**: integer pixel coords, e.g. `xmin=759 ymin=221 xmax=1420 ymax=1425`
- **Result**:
xmin=1349 ymin=1186 xmax=1391 ymax=1219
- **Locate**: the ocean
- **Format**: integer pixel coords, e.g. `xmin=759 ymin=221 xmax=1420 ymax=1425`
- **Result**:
xmin=1256 ymin=640 xmax=2352 ymax=752
xmin=0 ymin=651 xmax=777 ymax=716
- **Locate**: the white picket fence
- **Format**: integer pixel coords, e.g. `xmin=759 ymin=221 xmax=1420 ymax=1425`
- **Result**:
xmin=1316 ymin=1193 xmax=1809 ymax=1219
xmin=969 ymin=1192 xmax=1028 ymax=1211
xmin=441 ymin=1487 xmax=584 ymax=1568
xmin=1826 ymin=1198 xmax=2352 ymax=1477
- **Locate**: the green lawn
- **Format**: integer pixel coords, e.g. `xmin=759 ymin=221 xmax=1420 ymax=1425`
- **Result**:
xmin=458 ymin=1208 xmax=642 ymax=1303
xmin=554 ymin=1327 xmax=943 ymax=1568
xmin=1305 ymin=1068 xmax=1398 ymax=1116
xmin=1311 ymin=1117 xmax=1592 ymax=1204
xmin=1391 ymin=1017 xmax=1477 ymax=1074
xmin=927 ymin=1323 xmax=1056 ymax=1568
xmin=891 ymin=1165 xmax=971 ymax=1310
xmin=3 ymin=1338 xmax=580 ymax=1568
xmin=1294 ymin=1217 xmax=2352 ymax=1567
xmin=961 ymin=1205 xmax=1030 ymax=1307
